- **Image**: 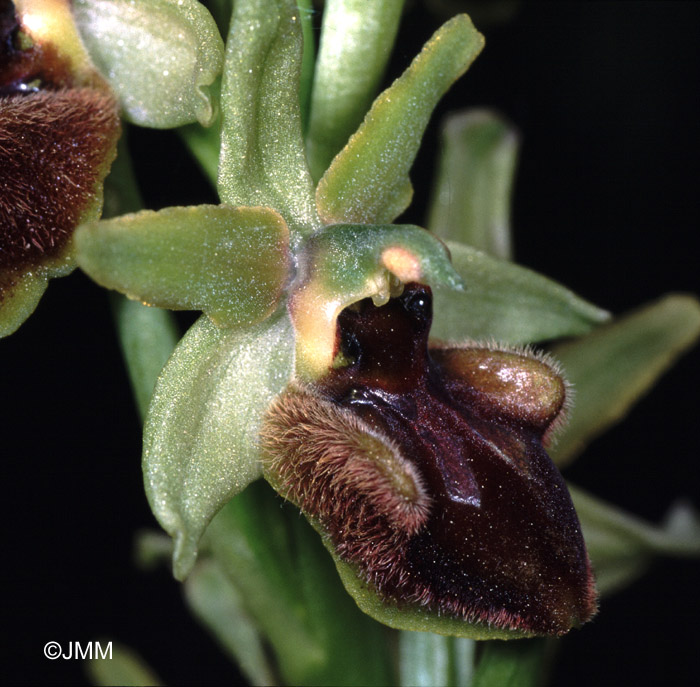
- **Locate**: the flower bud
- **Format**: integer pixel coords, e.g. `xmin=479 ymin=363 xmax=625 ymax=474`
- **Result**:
xmin=263 ymin=284 xmax=597 ymax=636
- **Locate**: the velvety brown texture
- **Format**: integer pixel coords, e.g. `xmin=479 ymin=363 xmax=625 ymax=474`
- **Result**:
xmin=263 ymin=284 xmax=597 ymax=635
xmin=0 ymin=88 xmax=119 ymax=296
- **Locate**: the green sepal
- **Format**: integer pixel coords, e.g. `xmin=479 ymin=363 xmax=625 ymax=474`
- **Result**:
xmin=571 ymin=484 xmax=700 ymax=596
xmin=73 ymin=0 xmax=223 ymax=128
xmin=431 ymin=241 xmax=610 ymax=344
xmin=427 ymin=109 xmax=519 ymax=260
xmin=184 ymin=559 xmax=277 ymax=686
xmin=204 ymin=481 xmax=395 ymax=687
xmin=550 ymin=294 xmax=700 ymax=467
xmin=75 ymin=205 xmax=291 ymax=328
xmin=218 ymin=0 xmax=320 ymax=241
xmin=305 ymin=0 xmax=406 ymax=181
xmin=316 ymin=14 xmax=484 ymax=225
xmin=143 ymin=310 xmax=295 ymax=580
xmin=291 ymin=223 xmax=463 ymax=379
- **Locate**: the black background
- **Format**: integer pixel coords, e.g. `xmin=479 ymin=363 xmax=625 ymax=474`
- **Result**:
xmin=2 ymin=2 xmax=699 ymax=685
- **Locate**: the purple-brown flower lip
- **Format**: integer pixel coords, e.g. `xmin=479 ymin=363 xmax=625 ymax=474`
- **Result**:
xmin=263 ymin=283 xmax=597 ymax=636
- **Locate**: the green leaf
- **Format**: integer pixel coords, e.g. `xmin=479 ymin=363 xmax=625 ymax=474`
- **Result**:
xmin=316 ymin=14 xmax=484 ymax=225
xmin=112 ymin=296 xmax=179 ymax=421
xmin=291 ymin=223 xmax=463 ymax=378
xmin=143 ymin=310 xmax=295 ymax=580
xmin=399 ymin=631 xmax=475 ymax=687
xmin=471 ymin=639 xmax=552 ymax=687
xmin=431 ymin=241 xmax=610 ymax=344
xmin=75 ymin=205 xmax=291 ymax=328
xmin=305 ymin=0 xmax=406 ymax=181
xmin=550 ymin=294 xmax=700 ymax=467
xmin=205 ymin=480 xmax=394 ymax=686
xmin=218 ymin=0 xmax=320 ymax=241
xmin=73 ymin=0 xmax=224 ymax=128
xmin=85 ymin=641 xmax=163 ymax=687
xmin=570 ymin=484 xmax=700 ymax=596
xmin=427 ymin=109 xmax=518 ymax=260
xmin=185 ymin=559 xmax=277 ymax=686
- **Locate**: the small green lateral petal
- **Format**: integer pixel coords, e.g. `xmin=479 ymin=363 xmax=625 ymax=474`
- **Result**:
xmin=305 ymin=0 xmax=406 ymax=181
xmin=72 ymin=0 xmax=224 ymax=128
xmin=316 ymin=14 xmax=484 ymax=225
xmin=431 ymin=241 xmax=610 ymax=344
xmin=570 ymin=484 xmax=700 ymax=596
xmin=427 ymin=109 xmax=519 ymax=260
xmin=75 ymin=205 xmax=290 ymax=328
xmin=143 ymin=310 xmax=295 ymax=580
xmin=290 ymin=223 xmax=463 ymax=379
xmin=550 ymin=294 xmax=700 ymax=467
xmin=218 ymin=0 xmax=320 ymax=241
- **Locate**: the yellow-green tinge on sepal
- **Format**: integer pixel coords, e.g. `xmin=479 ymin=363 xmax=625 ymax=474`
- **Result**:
xmin=75 ymin=205 xmax=291 ymax=328
xmin=218 ymin=0 xmax=320 ymax=241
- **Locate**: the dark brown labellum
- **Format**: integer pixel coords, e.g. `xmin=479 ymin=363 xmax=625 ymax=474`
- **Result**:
xmin=263 ymin=284 xmax=597 ymax=636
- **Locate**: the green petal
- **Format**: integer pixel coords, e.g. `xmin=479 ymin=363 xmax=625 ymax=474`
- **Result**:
xmin=205 ymin=481 xmax=395 ymax=686
xmin=73 ymin=0 xmax=224 ymax=128
xmin=316 ymin=14 xmax=484 ymax=225
xmin=550 ymin=294 xmax=700 ymax=467
xmin=427 ymin=109 xmax=519 ymax=260
xmin=399 ymin=631 xmax=475 ymax=687
xmin=218 ymin=0 xmax=320 ymax=241
xmin=305 ymin=0 xmax=406 ymax=181
xmin=184 ymin=559 xmax=277 ymax=686
xmin=143 ymin=310 xmax=295 ymax=580
xmin=431 ymin=241 xmax=610 ymax=344
xmin=570 ymin=484 xmax=700 ymax=596
xmin=291 ymin=223 xmax=463 ymax=378
xmin=85 ymin=641 xmax=163 ymax=687
xmin=75 ymin=205 xmax=291 ymax=328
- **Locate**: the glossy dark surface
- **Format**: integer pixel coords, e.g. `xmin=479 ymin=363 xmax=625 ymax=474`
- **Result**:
xmin=309 ymin=284 xmax=597 ymax=635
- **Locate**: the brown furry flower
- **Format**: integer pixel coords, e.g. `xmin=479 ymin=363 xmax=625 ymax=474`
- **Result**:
xmin=262 ymin=284 xmax=597 ymax=636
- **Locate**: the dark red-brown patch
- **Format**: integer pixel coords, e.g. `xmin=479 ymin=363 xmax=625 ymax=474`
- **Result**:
xmin=0 ymin=88 xmax=120 ymax=297
xmin=263 ymin=284 xmax=597 ymax=636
